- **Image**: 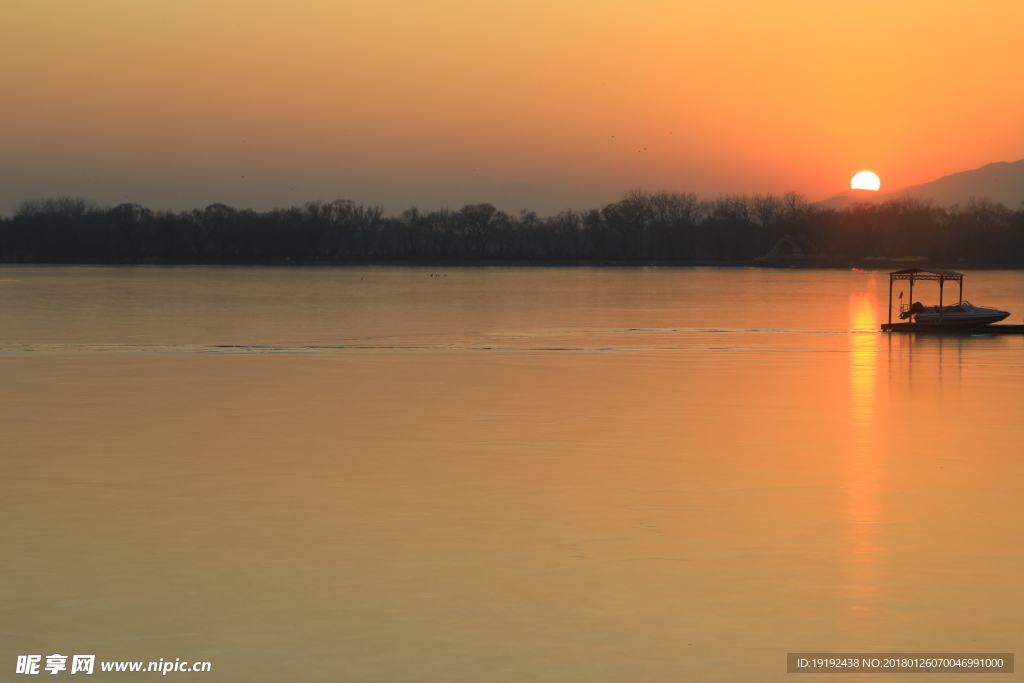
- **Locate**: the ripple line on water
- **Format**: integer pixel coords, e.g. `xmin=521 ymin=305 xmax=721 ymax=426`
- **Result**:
xmin=1 ymin=341 xmax=795 ymax=355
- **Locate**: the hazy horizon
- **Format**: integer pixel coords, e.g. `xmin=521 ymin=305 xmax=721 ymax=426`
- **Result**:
xmin=5 ymin=159 xmax=1024 ymax=220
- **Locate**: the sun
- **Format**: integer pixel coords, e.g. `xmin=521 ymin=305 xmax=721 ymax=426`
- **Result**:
xmin=851 ymin=171 xmax=881 ymax=191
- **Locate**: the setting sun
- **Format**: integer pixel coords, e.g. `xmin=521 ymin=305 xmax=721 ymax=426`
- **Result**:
xmin=851 ymin=171 xmax=881 ymax=191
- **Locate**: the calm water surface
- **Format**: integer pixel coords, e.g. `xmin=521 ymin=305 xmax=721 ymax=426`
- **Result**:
xmin=3 ymin=266 xmax=1024 ymax=681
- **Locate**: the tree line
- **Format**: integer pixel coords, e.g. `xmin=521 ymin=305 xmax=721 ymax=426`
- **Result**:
xmin=2 ymin=192 xmax=1023 ymax=266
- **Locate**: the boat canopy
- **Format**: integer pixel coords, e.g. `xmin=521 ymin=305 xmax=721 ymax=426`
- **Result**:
xmin=889 ymin=267 xmax=963 ymax=281
xmin=886 ymin=268 xmax=965 ymax=324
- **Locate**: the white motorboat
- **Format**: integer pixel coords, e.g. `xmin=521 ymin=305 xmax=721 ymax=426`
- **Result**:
xmin=900 ymin=300 xmax=1010 ymax=325
xmin=884 ymin=268 xmax=1016 ymax=330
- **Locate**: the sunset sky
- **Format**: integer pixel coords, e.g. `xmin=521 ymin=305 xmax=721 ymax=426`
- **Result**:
xmin=2 ymin=0 xmax=1023 ymax=215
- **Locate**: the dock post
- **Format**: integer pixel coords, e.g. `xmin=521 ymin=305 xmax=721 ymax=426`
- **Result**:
xmin=939 ymin=279 xmax=944 ymax=322
xmin=888 ymin=273 xmax=893 ymax=325
xmin=909 ymin=273 xmax=914 ymax=322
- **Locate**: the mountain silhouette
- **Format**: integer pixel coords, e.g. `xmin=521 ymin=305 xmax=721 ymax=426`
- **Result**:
xmin=818 ymin=158 xmax=1024 ymax=210
xmin=815 ymin=188 xmax=884 ymax=210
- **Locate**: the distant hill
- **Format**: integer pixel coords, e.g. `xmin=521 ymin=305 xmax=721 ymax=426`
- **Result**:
xmin=817 ymin=158 xmax=1024 ymax=210
xmin=816 ymin=188 xmax=885 ymax=210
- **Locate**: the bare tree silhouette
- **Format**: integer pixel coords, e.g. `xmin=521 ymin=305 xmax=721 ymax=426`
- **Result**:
xmin=3 ymin=191 xmax=1023 ymax=265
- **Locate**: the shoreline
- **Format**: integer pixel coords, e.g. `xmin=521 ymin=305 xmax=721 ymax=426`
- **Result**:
xmin=0 ymin=259 xmax=1005 ymax=269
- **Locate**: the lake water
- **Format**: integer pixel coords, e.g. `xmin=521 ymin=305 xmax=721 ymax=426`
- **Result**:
xmin=3 ymin=266 xmax=1024 ymax=681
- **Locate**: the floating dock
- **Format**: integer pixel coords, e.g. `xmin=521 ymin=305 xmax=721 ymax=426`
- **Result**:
xmin=881 ymin=323 xmax=1024 ymax=334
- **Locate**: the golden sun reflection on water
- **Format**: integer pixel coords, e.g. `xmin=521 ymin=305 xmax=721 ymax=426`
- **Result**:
xmin=846 ymin=291 xmax=880 ymax=614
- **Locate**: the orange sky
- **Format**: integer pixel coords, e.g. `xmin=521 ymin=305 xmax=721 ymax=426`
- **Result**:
xmin=2 ymin=0 xmax=1023 ymax=214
